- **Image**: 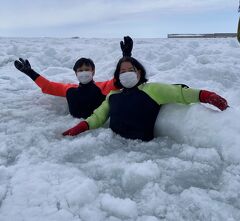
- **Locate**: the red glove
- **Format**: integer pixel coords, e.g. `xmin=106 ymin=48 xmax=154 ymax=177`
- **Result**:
xmin=62 ymin=121 xmax=89 ymax=136
xmin=199 ymin=90 xmax=228 ymax=111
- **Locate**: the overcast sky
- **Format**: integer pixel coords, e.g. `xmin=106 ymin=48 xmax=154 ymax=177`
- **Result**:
xmin=0 ymin=0 xmax=238 ymax=38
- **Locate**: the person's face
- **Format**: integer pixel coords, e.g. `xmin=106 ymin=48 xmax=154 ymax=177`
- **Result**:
xmin=76 ymin=64 xmax=94 ymax=75
xmin=119 ymin=61 xmax=140 ymax=80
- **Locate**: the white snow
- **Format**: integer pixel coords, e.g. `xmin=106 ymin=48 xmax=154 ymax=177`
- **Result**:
xmin=0 ymin=37 xmax=240 ymax=220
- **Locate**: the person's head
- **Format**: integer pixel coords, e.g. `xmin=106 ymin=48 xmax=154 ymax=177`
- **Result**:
xmin=73 ymin=58 xmax=95 ymax=84
xmin=114 ymin=57 xmax=148 ymax=88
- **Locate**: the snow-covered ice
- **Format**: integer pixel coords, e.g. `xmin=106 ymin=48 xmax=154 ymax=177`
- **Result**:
xmin=0 ymin=37 xmax=240 ymax=220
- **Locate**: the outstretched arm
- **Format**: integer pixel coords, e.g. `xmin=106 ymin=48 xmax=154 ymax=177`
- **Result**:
xmin=14 ymin=58 xmax=77 ymax=97
xmin=141 ymin=83 xmax=228 ymax=111
xmin=34 ymin=76 xmax=77 ymax=97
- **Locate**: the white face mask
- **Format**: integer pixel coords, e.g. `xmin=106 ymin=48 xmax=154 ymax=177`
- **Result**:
xmin=76 ymin=71 xmax=93 ymax=84
xmin=119 ymin=71 xmax=139 ymax=88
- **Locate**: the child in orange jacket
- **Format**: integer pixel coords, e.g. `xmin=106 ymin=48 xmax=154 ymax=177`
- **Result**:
xmin=14 ymin=37 xmax=133 ymax=118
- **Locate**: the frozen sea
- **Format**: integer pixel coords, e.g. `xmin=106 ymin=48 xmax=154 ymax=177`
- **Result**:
xmin=0 ymin=37 xmax=240 ymax=221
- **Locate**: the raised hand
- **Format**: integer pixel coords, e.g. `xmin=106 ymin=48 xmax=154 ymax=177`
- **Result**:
xmin=14 ymin=58 xmax=40 ymax=81
xmin=120 ymin=36 xmax=133 ymax=57
xmin=14 ymin=58 xmax=32 ymax=74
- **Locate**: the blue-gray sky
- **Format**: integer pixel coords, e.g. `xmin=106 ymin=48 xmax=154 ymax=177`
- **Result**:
xmin=0 ymin=0 xmax=238 ymax=38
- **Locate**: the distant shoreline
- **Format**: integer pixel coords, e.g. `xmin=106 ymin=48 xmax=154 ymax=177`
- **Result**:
xmin=168 ymin=33 xmax=237 ymax=38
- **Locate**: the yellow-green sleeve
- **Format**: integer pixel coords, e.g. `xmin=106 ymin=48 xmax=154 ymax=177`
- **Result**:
xmin=86 ymin=90 xmax=119 ymax=129
xmin=139 ymin=83 xmax=200 ymax=105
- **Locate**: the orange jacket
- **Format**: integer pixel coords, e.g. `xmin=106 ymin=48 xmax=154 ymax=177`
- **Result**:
xmin=34 ymin=75 xmax=117 ymax=97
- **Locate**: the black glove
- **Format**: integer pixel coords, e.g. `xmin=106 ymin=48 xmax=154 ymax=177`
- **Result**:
xmin=120 ymin=36 xmax=133 ymax=57
xmin=14 ymin=58 xmax=40 ymax=81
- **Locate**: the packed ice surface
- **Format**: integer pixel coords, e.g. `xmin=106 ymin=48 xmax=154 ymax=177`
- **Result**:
xmin=0 ymin=37 xmax=240 ymax=221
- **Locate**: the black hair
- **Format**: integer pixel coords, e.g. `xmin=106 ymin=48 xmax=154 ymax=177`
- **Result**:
xmin=114 ymin=57 xmax=148 ymax=88
xmin=73 ymin=58 xmax=95 ymax=72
